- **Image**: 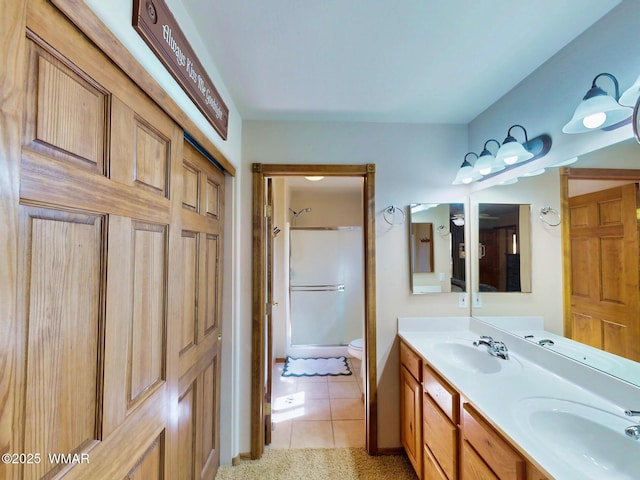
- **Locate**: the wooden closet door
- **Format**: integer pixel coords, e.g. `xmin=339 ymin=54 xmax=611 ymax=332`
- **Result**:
xmin=177 ymin=141 xmax=224 ymax=480
xmin=11 ymin=1 xmax=185 ymax=478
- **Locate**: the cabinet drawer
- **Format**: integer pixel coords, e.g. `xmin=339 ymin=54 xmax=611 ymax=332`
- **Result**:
xmin=424 ymin=444 xmax=449 ymax=480
xmin=401 ymin=341 xmax=422 ymax=382
xmin=423 ymin=393 xmax=457 ymax=480
xmin=461 ymin=440 xmax=498 ymax=480
xmin=423 ymin=363 xmax=459 ymax=423
xmin=461 ymin=403 xmax=525 ymax=480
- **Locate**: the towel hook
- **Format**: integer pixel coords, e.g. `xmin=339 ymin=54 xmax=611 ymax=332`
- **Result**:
xmin=539 ymin=206 xmax=561 ymax=227
xmin=383 ymin=205 xmax=405 ymax=225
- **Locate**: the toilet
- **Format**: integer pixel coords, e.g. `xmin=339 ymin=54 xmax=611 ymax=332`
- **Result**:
xmin=347 ymin=338 xmax=365 ymax=394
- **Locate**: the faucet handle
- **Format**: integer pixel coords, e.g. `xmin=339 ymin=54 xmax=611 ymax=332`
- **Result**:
xmin=625 ymin=410 xmax=640 ymax=417
xmin=479 ymin=335 xmax=494 ymax=342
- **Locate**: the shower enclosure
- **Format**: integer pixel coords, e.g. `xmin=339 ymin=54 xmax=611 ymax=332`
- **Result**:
xmin=287 ymin=227 xmax=364 ymax=357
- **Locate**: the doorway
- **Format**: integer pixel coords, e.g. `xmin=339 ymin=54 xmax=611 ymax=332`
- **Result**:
xmin=251 ymin=164 xmax=377 ymax=459
xmin=561 ymin=167 xmax=640 ymax=362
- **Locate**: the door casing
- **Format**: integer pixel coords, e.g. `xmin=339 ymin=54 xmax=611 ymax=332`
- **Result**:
xmin=251 ymin=163 xmax=377 ymax=458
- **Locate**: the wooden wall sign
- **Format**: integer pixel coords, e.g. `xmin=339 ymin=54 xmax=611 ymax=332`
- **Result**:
xmin=133 ymin=0 xmax=229 ymax=140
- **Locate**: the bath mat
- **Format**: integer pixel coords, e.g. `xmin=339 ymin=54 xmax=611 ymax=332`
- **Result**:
xmin=282 ymin=356 xmax=352 ymax=377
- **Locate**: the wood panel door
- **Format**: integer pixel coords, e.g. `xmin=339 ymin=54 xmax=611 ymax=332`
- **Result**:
xmin=568 ymin=183 xmax=640 ymax=361
xmin=177 ymin=141 xmax=224 ymax=480
xmin=1 ymin=1 xmax=225 ymax=478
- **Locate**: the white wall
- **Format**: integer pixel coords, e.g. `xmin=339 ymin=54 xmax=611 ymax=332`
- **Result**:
xmin=242 ymin=120 xmax=469 ymax=449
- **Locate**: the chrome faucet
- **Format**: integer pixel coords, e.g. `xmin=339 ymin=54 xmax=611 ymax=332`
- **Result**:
xmin=473 ymin=336 xmax=509 ymax=360
xmin=625 ymin=410 xmax=640 ymax=417
xmin=625 ymin=425 xmax=640 ymax=440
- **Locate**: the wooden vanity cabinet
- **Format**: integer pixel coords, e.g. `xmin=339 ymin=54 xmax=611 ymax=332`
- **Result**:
xmin=422 ymin=364 xmax=459 ymax=480
xmin=461 ymin=402 xmax=525 ymax=480
xmin=400 ymin=341 xmax=423 ymax=477
xmin=400 ymin=339 xmax=550 ymax=480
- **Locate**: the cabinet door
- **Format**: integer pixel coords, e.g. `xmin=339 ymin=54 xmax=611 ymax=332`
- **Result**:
xmin=461 ymin=440 xmax=498 ymax=480
xmin=400 ymin=365 xmax=422 ymax=476
xmin=423 ymin=393 xmax=456 ymax=479
xmin=462 ymin=403 xmax=525 ymax=480
xmin=424 ymin=445 xmax=449 ymax=480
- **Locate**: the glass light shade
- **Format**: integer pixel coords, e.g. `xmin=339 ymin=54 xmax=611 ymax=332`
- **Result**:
xmin=452 ymin=161 xmax=481 ymax=185
xmin=562 ymin=94 xmax=632 ymax=133
xmin=496 ymin=140 xmax=533 ymax=165
xmin=452 ymin=163 xmax=474 ymax=185
xmin=619 ymin=73 xmax=640 ymax=107
xmin=305 ymin=176 xmax=324 ymax=181
xmin=451 ymin=216 xmax=465 ymax=226
xmin=474 ymin=152 xmax=495 ymax=176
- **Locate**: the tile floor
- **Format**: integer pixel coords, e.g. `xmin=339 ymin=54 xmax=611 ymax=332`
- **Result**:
xmin=270 ymin=357 xmax=364 ymax=449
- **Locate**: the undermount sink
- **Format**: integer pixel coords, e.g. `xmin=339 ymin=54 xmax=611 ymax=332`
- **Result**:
xmin=430 ymin=341 xmax=521 ymax=375
xmin=516 ymin=397 xmax=639 ymax=480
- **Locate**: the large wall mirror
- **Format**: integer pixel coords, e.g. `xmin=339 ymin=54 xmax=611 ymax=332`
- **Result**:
xmin=409 ymin=203 xmax=466 ymax=294
xmin=478 ymin=203 xmax=532 ymax=293
xmin=473 ymin=137 xmax=640 ymax=387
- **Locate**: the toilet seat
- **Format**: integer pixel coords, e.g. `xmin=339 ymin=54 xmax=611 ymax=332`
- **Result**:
xmin=348 ymin=338 xmax=364 ymax=352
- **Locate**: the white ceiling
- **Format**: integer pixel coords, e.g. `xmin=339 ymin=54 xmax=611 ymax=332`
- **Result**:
xmin=180 ymin=0 xmax=620 ymax=124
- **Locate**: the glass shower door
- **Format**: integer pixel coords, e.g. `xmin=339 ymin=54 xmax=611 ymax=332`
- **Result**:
xmin=289 ymin=227 xmax=363 ymax=347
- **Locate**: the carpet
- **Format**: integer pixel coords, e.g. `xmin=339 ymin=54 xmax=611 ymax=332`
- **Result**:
xmin=282 ymin=356 xmax=352 ymax=377
xmin=215 ymin=448 xmax=418 ymax=480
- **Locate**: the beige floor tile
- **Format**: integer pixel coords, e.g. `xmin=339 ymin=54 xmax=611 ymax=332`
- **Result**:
xmin=328 ymin=373 xmax=356 ymax=383
xmin=330 ymin=398 xmax=364 ymax=420
xmin=272 ymin=378 xmax=298 ymax=397
xmin=297 ymin=381 xmax=329 ymax=399
xmin=272 ymin=391 xmax=308 ymax=423
xmin=269 ymin=420 xmax=292 ymax=449
xmin=290 ymin=421 xmax=334 ymax=449
xmin=297 ymin=399 xmax=331 ymax=421
xmin=297 ymin=375 xmax=329 ymax=384
xmin=328 ymin=381 xmax=361 ymax=399
xmin=333 ymin=420 xmax=365 ymax=448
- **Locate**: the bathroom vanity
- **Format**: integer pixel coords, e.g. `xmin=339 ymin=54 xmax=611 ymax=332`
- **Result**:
xmin=398 ymin=317 xmax=640 ymax=480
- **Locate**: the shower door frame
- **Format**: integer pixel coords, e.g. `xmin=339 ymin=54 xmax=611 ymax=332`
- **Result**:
xmin=251 ymin=163 xmax=377 ymax=459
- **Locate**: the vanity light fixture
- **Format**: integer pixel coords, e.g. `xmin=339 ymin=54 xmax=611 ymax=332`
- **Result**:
xmin=473 ymin=139 xmax=504 ymax=175
xmin=495 ymin=125 xmax=534 ymax=165
xmin=452 ymin=152 xmax=481 ymax=185
xmin=304 ymin=176 xmax=324 ymax=181
xmin=562 ymin=73 xmax=632 ymax=134
xmin=619 ymin=73 xmax=640 ymax=107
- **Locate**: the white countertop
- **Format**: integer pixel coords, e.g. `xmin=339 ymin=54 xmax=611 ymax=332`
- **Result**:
xmin=398 ymin=316 xmax=640 ymax=480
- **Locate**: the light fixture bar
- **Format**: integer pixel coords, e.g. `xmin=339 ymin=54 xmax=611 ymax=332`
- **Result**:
xmin=477 ymin=133 xmax=552 ymax=182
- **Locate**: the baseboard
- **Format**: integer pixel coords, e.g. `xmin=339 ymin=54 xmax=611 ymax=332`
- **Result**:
xmin=234 ymin=452 xmax=252 ymax=465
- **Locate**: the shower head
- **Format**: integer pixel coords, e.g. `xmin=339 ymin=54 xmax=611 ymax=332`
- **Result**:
xmin=290 ymin=207 xmax=312 ymax=219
